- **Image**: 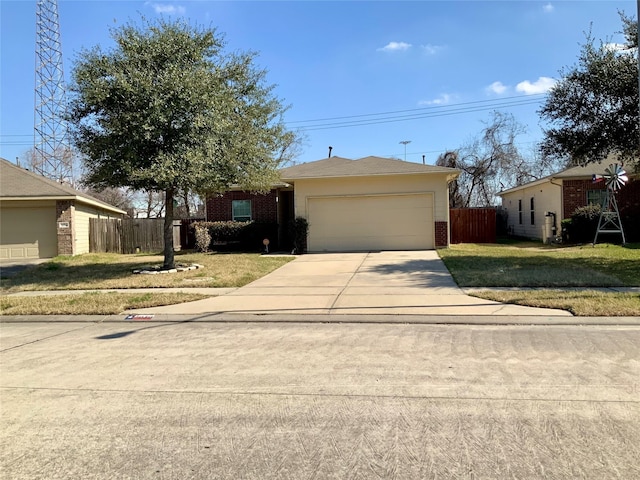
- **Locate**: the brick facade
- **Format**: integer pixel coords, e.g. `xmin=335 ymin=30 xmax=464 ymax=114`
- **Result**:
xmin=562 ymin=179 xmax=606 ymax=219
xmin=56 ymin=200 xmax=75 ymax=255
xmin=435 ymin=221 xmax=448 ymax=248
xmin=206 ymin=190 xmax=278 ymax=223
xmin=563 ymin=178 xmax=639 ymax=219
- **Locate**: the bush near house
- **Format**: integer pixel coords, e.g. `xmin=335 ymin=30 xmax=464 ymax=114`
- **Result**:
xmin=563 ymin=204 xmax=601 ymax=244
xmin=191 ymin=221 xmax=278 ymax=252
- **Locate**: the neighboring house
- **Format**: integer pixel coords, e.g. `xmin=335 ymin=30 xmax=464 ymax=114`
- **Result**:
xmin=498 ymin=159 xmax=639 ymax=241
xmin=206 ymin=155 xmax=460 ymax=252
xmin=0 ymin=158 xmax=126 ymax=260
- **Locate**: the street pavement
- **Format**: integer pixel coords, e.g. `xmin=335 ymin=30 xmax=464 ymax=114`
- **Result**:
xmin=1 ymin=320 xmax=639 ymax=479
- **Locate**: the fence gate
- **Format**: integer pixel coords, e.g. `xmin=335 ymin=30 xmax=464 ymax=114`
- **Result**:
xmin=450 ymin=208 xmax=496 ymax=244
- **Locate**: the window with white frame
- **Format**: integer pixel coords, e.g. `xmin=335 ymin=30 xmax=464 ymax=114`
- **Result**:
xmin=530 ymin=197 xmax=535 ymax=225
xmin=518 ymin=199 xmax=523 ymax=224
xmin=232 ymin=199 xmax=251 ymax=222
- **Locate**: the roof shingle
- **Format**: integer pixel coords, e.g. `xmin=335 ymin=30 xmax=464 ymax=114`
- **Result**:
xmin=280 ymin=155 xmax=459 ymax=180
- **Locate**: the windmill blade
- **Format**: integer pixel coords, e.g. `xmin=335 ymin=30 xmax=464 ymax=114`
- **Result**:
xmin=604 ymin=163 xmax=628 ymax=191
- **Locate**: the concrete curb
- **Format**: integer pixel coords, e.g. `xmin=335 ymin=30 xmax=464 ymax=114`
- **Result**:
xmin=1 ymin=313 xmax=639 ymax=325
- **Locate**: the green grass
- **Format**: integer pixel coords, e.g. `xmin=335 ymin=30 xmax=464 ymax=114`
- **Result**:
xmin=1 ymin=251 xmax=294 ymax=292
xmin=0 ymin=292 xmax=209 ymax=315
xmin=438 ymin=242 xmax=640 ymax=287
xmin=438 ymin=242 xmax=640 ymax=316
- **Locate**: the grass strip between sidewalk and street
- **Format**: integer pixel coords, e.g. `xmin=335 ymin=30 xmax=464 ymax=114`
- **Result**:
xmin=0 ymin=291 xmax=210 ymax=315
xmin=468 ymin=290 xmax=640 ymax=317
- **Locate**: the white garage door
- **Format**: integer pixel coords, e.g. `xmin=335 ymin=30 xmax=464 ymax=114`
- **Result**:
xmin=0 ymin=207 xmax=57 ymax=260
xmin=307 ymin=194 xmax=434 ymax=252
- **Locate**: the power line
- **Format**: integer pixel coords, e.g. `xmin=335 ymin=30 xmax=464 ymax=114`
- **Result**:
xmin=287 ymin=93 xmax=546 ymax=125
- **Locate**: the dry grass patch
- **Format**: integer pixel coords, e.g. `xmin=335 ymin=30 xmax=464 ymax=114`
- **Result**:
xmin=470 ymin=289 xmax=640 ymax=316
xmin=1 ymin=251 xmax=294 ymax=292
xmin=0 ymin=292 xmax=209 ymax=315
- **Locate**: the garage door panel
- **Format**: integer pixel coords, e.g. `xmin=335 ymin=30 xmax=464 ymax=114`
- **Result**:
xmin=0 ymin=207 xmax=57 ymax=259
xmin=308 ymin=194 xmax=434 ymax=252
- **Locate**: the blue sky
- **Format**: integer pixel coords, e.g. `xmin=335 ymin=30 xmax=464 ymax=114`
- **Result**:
xmin=0 ymin=0 xmax=634 ymax=169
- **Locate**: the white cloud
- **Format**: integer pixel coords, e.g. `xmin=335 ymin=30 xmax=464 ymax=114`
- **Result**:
xmin=516 ymin=76 xmax=556 ymax=95
xmin=486 ymin=81 xmax=508 ymax=95
xmin=419 ymin=93 xmax=453 ymax=106
xmin=421 ymin=44 xmax=443 ymax=55
xmin=542 ymin=3 xmax=554 ymax=13
xmin=146 ymin=2 xmax=186 ymax=15
xmin=378 ymin=41 xmax=412 ymax=52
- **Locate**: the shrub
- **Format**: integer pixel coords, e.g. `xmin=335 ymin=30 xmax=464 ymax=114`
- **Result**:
xmin=566 ymin=204 xmax=601 ymax=243
xmin=191 ymin=221 xmax=278 ymax=252
xmin=289 ymin=217 xmax=309 ymax=254
xmin=194 ymin=225 xmax=211 ymax=253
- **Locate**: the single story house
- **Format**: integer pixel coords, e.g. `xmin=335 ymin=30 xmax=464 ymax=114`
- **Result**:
xmin=498 ymin=159 xmax=639 ymax=241
xmin=0 ymin=158 xmax=126 ymax=260
xmin=206 ymin=155 xmax=460 ymax=252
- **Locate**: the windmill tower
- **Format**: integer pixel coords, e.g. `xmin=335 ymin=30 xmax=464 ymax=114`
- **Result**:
xmin=33 ymin=0 xmax=73 ymax=185
xmin=593 ymin=163 xmax=628 ymax=245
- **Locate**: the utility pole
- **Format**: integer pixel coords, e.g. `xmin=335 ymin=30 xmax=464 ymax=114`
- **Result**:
xmin=399 ymin=140 xmax=411 ymax=161
xmin=34 ymin=0 xmax=73 ymax=185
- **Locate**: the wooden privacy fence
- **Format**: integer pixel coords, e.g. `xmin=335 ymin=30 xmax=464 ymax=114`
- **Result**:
xmin=450 ymin=208 xmax=496 ymax=244
xmin=90 ymin=218 xmax=181 ymax=253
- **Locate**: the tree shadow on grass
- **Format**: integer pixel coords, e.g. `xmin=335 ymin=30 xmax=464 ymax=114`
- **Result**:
xmin=440 ymin=254 xmax=639 ymax=287
xmin=2 ymin=260 xmax=159 ymax=290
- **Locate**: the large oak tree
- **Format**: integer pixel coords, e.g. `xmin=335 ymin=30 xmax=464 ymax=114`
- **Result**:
xmin=68 ymin=17 xmax=297 ymax=268
xmin=539 ymin=13 xmax=639 ymax=167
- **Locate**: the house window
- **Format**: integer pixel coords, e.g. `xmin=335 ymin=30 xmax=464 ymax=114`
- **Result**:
xmin=518 ymin=199 xmax=523 ymax=224
xmin=232 ymin=200 xmax=251 ymax=222
xmin=530 ymin=197 xmax=535 ymax=225
xmin=587 ymin=190 xmax=607 ymax=207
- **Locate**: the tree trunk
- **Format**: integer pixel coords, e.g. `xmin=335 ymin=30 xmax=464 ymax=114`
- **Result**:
xmin=163 ymin=187 xmax=175 ymax=270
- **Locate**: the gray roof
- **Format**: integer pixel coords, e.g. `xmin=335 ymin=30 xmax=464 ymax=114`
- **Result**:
xmin=0 ymin=158 xmax=126 ymax=214
xmin=498 ymin=158 xmax=636 ymax=196
xmin=280 ymin=155 xmax=460 ymax=180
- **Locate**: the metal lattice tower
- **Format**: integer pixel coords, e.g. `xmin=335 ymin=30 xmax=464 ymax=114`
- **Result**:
xmin=33 ymin=0 xmax=73 ymax=184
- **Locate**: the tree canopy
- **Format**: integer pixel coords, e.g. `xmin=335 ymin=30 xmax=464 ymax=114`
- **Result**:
xmin=539 ymin=13 xmax=639 ymax=167
xmin=67 ymin=17 xmax=298 ymax=268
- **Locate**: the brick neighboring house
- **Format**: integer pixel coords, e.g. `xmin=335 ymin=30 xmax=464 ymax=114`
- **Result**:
xmin=498 ymin=159 xmax=639 ymax=241
xmin=206 ymin=155 xmax=460 ymax=252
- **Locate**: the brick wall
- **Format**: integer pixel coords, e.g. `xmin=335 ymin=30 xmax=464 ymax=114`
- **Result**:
xmin=562 ymin=178 xmax=640 ymax=219
xmin=435 ymin=221 xmax=448 ymax=248
xmin=562 ymin=179 xmax=606 ymax=218
xmin=206 ymin=190 xmax=278 ymax=223
xmin=56 ymin=200 xmax=75 ymax=255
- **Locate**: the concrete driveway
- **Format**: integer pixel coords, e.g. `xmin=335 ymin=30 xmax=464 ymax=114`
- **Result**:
xmin=132 ymin=251 xmax=571 ymax=316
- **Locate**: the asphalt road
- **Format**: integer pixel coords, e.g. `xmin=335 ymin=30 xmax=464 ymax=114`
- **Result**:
xmin=1 ymin=320 xmax=639 ymax=479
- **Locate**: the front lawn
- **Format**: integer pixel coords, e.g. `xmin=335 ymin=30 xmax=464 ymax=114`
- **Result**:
xmin=438 ymin=242 xmax=640 ymax=316
xmin=438 ymin=242 xmax=640 ymax=287
xmin=1 ymin=251 xmax=294 ymax=292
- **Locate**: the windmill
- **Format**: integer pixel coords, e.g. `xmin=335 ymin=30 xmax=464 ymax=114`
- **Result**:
xmin=592 ymin=163 xmax=628 ymax=245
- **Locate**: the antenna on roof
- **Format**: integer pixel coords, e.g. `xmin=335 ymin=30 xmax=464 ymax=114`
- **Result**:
xmin=399 ymin=140 xmax=411 ymax=161
xmin=328 ymin=146 xmax=333 ymax=158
